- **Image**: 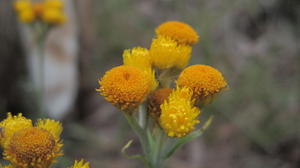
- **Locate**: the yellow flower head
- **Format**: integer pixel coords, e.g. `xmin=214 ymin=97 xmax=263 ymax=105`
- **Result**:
xmin=123 ymin=47 xmax=151 ymax=70
xmin=123 ymin=47 xmax=158 ymax=90
xmin=159 ymin=86 xmax=200 ymax=137
xmin=97 ymin=65 xmax=153 ymax=111
xmin=0 ymin=113 xmax=32 ymax=148
xmin=1 ymin=114 xmax=63 ymax=168
xmin=177 ymin=65 xmax=227 ymax=102
xmin=14 ymin=0 xmax=32 ymax=12
xmin=150 ymin=36 xmax=192 ymax=69
xmin=148 ymin=88 xmax=173 ymax=119
xmin=42 ymin=8 xmax=66 ymax=24
xmin=44 ymin=0 xmax=64 ymax=10
xmin=19 ymin=8 xmax=35 ymax=23
xmin=155 ymin=21 xmax=199 ymax=45
xmin=71 ymin=160 xmax=90 ymax=168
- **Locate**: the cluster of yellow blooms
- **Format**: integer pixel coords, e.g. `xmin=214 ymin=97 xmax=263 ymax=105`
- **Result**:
xmin=0 ymin=113 xmax=90 ymax=168
xmin=14 ymin=0 xmax=66 ymax=24
xmin=98 ymin=21 xmax=228 ymax=138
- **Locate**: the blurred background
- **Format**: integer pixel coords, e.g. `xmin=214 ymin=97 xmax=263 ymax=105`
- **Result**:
xmin=0 ymin=0 xmax=299 ymax=167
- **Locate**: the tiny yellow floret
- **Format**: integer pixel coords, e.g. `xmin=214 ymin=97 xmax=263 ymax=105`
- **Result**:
xmin=150 ymin=36 xmax=191 ymax=69
xmin=156 ymin=21 xmax=199 ymax=45
xmin=4 ymin=127 xmax=63 ymax=168
xmin=0 ymin=113 xmax=32 ymax=148
xmin=160 ymin=87 xmax=200 ymax=137
xmin=97 ymin=65 xmax=153 ymax=111
xmin=177 ymin=65 xmax=227 ymax=103
xmin=71 ymin=160 xmax=90 ymax=168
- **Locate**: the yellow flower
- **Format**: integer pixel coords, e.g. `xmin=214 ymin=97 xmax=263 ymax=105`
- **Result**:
xmin=150 ymin=36 xmax=191 ymax=69
xmin=148 ymin=88 xmax=173 ymax=119
xmin=155 ymin=21 xmax=199 ymax=45
xmin=159 ymin=87 xmax=200 ymax=137
xmin=42 ymin=8 xmax=66 ymax=24
xmin=14 ymin=0 xmax=32 ymax=12
xmin=123 ymin=47 xmax=151 ymax=70
xmin=71 ymin=160 xmax=90 ymax=168
xmin=123 ymin=47 xmax=158 ymax=90
xmin=177 ymin=65 xmax=227 ymax=103
xmin=0 ymin=113 xmax=32 ymax=148
xmin=19 ymin=9 xmax=35 ymax=23
xmin=44 ymin=0 xmax=64 ymax=10
xmin=1 ymin=113 xmax=63 ymax=168
xmin=97 ymin=65 xmax=153 ymax=111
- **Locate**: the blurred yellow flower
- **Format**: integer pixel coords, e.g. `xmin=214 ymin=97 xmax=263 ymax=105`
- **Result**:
xmin=0 ymin=113 xmax=63 ymax=168
xmin=177 ymin=65 xmax=227 ymax=102
xmin=14 ymin=0 xmax=66 ymax=25
xmin=42 ymin=8 xmax=66 ymax=24
xmin=150 ymin=36 xmax=191 ymax=69
xmin=19 ymin=9 xmax=35 ymax=23
xmin=155 ymin=21 xmax=199 ymax=45
xmin=44 ymin=0 xmax=64 ymax=10
xmin=97 ymin=65 xmax=153 ymax=111
xmin=14 ymin=0 xmax=31 ymax=12
xmin=71 ymin=160 xmax=90 ymax=168
xmin=0 ymin=113 xmax=32 ymax=148
xmin=160 ymin=87 xmax=200 ymax=137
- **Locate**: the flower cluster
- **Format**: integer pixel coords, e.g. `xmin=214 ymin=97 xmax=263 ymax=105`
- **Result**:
xmin=14 ymin=0 xmax=66 ymax=24
xmin=0 ymin=113 xmax=90 ymax=168
xmin=97 ymin=21 xmax=228 ymax=138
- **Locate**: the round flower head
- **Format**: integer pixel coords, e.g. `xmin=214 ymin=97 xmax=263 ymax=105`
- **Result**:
xmin=0 ymin=113 xmax=32 ymax=148
xmin=150 ymin=36 xmax=191 ymax=69
xmin=71 ymin=160 xmax=90 ymax=168
xmin=159 ymin=87 xmax=200 ymax=137
xmin=177 ymin=65 xmax=227 ymax=104
xmin=148 ymin=88 xmax=173 ymax=119
xmin=97 ymin=65 xmax=153 ymax=111
xmin=4 ymin=127 xmax=63 ymax=168
xmin=155 ymin=21 xmax=199 ymax=45
xmin=1 ymin=114 xmax=63 ymax=168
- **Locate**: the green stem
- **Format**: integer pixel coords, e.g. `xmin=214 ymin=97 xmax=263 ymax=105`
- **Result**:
xmin=138 ymin=104 xmax=146 ymax=129
xmin=123 ymin=113 xmax=149 ymax=157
